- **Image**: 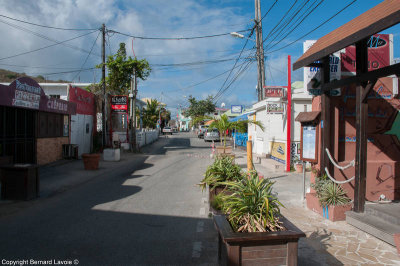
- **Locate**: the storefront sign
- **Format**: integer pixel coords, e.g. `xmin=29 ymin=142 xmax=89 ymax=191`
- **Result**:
xmin=231 ymin=105 xmax=242 ymax=114
xmin=68 ymin=85 xmax=95 ymax=115
xmin=300 ymin=124 xmax=318 ymax=162
xmin=0 ymin=77 xmax=76 ymax=115
xmin=266 ymin=102 xmax=284 ymax=113
xmin=342 ymin=34 xmax=391 ymax=73
xmin=271 ymin=142 xmax=286 ymax=164
xmin=303 ymin=40 xmax=341 ymax=95
xmin=111 ymin=96 xmax=128 ymax=113
xmin=264 ymin=86 xmax=285 ymax=98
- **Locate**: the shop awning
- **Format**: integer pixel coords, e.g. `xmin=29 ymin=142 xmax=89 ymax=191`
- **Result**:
xmin=295 ymin=111 xmax=320 ymax=123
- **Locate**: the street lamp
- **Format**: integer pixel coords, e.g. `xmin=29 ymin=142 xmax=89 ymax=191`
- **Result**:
xmin=230 ymin=32 xmax=245 ymax=39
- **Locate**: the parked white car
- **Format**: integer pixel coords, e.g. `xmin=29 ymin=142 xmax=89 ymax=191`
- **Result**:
xmin=204 ymin=128 xmax=220 ymax=142
xmin=162 ymin=127 xmax=173 ymax=135
xmin=197 ymin=125 xmax=209 ymax=138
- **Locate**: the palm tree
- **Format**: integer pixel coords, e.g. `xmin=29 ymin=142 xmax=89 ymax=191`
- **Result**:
xmin=143 ymin=99 xmax=160 ymax=128
xmin=209 ymin=114 xmax=264 ymax=147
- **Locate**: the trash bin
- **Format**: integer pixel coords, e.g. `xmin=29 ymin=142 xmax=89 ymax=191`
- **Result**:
xmin=0 ymin=164 xmax=39 ymax=200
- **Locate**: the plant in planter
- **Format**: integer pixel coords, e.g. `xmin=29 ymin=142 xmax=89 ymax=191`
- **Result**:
xmin=214 ymin=171 xmax=305 ymax=265
xmin=199 ymin=156 xmax=244 ymax=210
xmin=82 ymin=133 xmax=102 ymax=170
xmin=308 ymin=174 xmax=352 ymax=221
xmin=209 ymin=114 xmax=264 ymax=153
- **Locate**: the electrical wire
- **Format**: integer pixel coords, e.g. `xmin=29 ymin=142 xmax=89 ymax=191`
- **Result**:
xmin=0 ymin=19 xmax=101 ymax=57
xmin=264 ymin=0 xmax=358 ymax=55
xmin=0 ymin=30 xmax=98 ymax=61
xmin=72 ymin=31 xmax=101 ymax=82
xmin=261 ymin=0 xmax=279 ymax=21
xmin=107 ymin=28 xmax=251 ymax=40
xmin=0 ymin=14 xmax=99 ymax=31
xmin=264 ymin=0 xmax=324 ymax=51
xmin=26 ymin=67 xmax=97 ymax=76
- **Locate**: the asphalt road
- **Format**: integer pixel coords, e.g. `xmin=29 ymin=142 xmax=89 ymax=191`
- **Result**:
xmin=0 ymin=132 xmax=219 ymax=265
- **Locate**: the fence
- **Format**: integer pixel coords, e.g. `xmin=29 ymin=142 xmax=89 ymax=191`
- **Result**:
xmin=136 ymin=129 xmax=159 ymax=148
xmin=232 ymin=132 xmax=248 ymax=147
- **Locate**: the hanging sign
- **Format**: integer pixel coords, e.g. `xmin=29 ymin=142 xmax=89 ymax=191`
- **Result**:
xmin=111 ymin=95 xmax=128 ymax=113
xmin=266 ymin=102 xmax=284 ymax=113
xmin=231 ymin=105 xmax=243 ymax=114
xmin=264 ymin=86 xmax=285 ymax=98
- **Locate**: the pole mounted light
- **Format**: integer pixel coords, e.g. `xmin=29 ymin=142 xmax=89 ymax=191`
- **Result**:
xmin=230 ymin=32 xmax=245 ymax=39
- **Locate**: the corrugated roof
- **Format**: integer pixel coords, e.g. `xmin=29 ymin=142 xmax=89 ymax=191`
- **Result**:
xmin=295 ymin=111 xmax=320 ymax=123
xmin=293 ymin=0 xmax=400 ymax=70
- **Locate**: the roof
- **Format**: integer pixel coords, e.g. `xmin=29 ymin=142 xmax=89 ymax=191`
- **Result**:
xmin=295 ymin=111 xmax=321 ymax=123
xmin=293 ymin=0 xmax=400 ymax=70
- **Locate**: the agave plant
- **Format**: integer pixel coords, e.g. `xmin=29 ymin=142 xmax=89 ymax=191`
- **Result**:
xmin=219 ymin=171 xmax=284 ymax=233
xmin=199 ymin=156 xmax=244 ymax=191
xmin=318 ymin=182 xmax=351 ymax=207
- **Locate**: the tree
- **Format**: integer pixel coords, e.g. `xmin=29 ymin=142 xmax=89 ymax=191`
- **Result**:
xmin=183 ymin=95 xmax=216 ymax=125
xmin=209 ymin=114 xmax=264 ymax=147
xmin=96 ymin=43 xmax=151 ymax=95
xmin=143 ymin=99 xmax=161 ymax=128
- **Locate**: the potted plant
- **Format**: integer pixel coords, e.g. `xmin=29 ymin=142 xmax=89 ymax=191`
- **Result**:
xmin=209 ymin=114 xmax=264 ymax=154
xmin=82 ymin=134 xmax=102 ymax=170
xmin=214 ymin=171 xmax=305 ymax=265
xmin=307 ymin=174 xmax=352 ymax=221
xmin=199 ymin=156 xmax=244 ymax=211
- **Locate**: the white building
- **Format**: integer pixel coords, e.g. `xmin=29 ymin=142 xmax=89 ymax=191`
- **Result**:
xmin=248 ymin=82 xmax=312 ymax=165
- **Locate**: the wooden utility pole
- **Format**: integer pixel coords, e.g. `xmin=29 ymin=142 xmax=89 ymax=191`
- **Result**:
xmin=320 ymin=56 xmax=331 ymax=173
xmin=101 ymin=24 xmax=106 ymax=147
xmin=255 ymin=0 xmax=266 ymax=101
xmin=132 ymin=71 xmax=137 ymax=151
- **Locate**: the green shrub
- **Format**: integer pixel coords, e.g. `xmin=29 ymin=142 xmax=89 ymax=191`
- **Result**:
xmin=219 ymin=171 xmax=284 ymax=233
xmin=312 ymin=174 xmax=351 ymax=207
xmin=199 ymin=156 xmax=244 ymax=191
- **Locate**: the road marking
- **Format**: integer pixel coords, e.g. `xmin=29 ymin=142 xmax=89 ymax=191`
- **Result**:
xmin=196 ymin=221 xmax=204 ymax=233
xmin=192 ymin=241 xmax=202 ymax=258
xmin=199 ymin=207 xmax=205 ymax=216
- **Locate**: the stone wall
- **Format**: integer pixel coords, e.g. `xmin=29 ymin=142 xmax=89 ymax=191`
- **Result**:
xmin=37 ymin=137 xmax=69 ymax=165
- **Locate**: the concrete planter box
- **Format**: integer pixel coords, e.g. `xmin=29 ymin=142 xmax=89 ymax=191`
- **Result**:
xmin=295 ymin=163 xmax=303 ymax=173
xmin=214 ymin=215 xmax=305 ymax=266
xmin=306 ymin=192 xmax=352 ymax=222
xmin=82 ymin=154 xmax=101 ymax=170
xmin=103 ymin=148 xmax=120 ymax=162
xmin=216 ymin=146 xmax=233 ymax=154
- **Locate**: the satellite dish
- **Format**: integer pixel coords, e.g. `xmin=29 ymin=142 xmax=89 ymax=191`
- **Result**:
xmin=221 ymin=102 xmax=225 ymax=108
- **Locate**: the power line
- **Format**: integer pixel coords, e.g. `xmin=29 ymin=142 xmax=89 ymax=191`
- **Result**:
xmin=0 ymin=14 xmax=99 ymax=31
xmin=261 ymin=0 xmax=279 ymax=21
xmin=264 ymin=0 xmax=324 ymax=51
xmin=265 ymin=0 xmax=357 ymax=54
xmin=72 ymin=31 xmax=101 ymax=82
xmin=107 ymin=28 xmax=251 ymax=40
xmin=0 ymin=30 xmax=98 ymax=61
xmin=26 ymin=67 xmax=97 ymax=76
xmin=0 ymin=19 xmax=101 ymax=57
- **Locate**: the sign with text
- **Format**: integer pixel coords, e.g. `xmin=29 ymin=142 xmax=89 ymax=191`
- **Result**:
xmin=264 ymin=86 xmax=285 ymax=98
xmin=303 ymin=40 xmax=341 ymax=96
xmin=300 ymin=124 xmax=318 ymax=162
xmin=111 ymin=96 xmax=128 ymax=113
xmin=271 ymin=142 xmax=286 ymax=164
xmin=231 ymin=105 xmax=243 ymax=114
xmin=68 ymin=86 xmax=95 ymax=115
xmin=266 ymin=102 xmax=284 ymax=113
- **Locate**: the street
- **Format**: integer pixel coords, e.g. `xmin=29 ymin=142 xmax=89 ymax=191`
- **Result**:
xmin=0 ymin=132 xmax=218 ymax=265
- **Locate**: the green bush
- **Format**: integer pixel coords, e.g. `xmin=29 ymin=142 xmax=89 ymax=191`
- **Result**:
xmin=312 ymin=174 xmax=351 ymax=207
xmin=199 ymin=156 xmax=244 ymax=191
xmin=219 ymin=171 xmax=284 ymax=233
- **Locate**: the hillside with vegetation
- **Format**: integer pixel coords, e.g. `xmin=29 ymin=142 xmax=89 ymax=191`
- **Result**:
xmin=0 ymin=68 xmax=70 ymax=83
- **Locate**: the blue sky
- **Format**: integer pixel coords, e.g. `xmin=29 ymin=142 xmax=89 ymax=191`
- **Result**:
xmin=0 ymin=0 xmax=398 ymax=117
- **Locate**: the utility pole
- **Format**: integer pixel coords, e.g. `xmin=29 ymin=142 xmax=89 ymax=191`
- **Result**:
xmin=255 ymin=0 xmax=266 ymax=101
xmin=101 ymin=24 xmax=107 ymax=147
xmin=131 ymin=70 xmax=138 ymax=151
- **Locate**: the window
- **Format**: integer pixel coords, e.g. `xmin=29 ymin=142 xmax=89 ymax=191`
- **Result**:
xmin=49 ymin=95 xmax=60 ymax=99
xmin=37 ymin=112 xmax=64 ymax=138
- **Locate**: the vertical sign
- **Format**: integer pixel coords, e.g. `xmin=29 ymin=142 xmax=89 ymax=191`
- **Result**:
xmin=300 ymin=124 xmax=318 ymax=162
xmin=303 ymin=40 xmax=341 ymax=96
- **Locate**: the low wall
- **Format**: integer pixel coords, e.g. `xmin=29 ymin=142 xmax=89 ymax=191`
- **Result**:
xmin=136 ymin=130 xmax=159 ymax=148
xmin=37 ymin=137 xmax=69 ymax=165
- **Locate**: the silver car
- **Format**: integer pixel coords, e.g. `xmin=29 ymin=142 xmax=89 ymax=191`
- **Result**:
xmin=204 ymin=128 xmax=220 ymax=142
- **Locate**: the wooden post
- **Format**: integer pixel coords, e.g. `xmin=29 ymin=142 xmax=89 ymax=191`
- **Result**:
xmin=354 ymin=38 xmax=369 ymax=213
xmin=247 ymin=136 xmax=253 ymax=171
xmin=320 ymin=56 xmax=331 ymax=172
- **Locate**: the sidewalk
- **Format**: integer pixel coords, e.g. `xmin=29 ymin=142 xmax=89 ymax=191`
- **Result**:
xmin=232 ymin=147 xmax=400 ymax=265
